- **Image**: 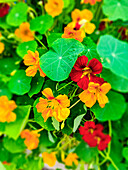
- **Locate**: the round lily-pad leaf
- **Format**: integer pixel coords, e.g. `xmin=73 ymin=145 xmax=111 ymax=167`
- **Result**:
xmin=8 ymin=70 xmax=32 ymax=95
xmin=6 ymin=2 xmax=28 ymax=26
xmin=101 ymin=68 xmax=128 ymax=93
xmin=102 ymin=0 xmax=128 ymax=21
xmin=30 ymin=15 xmax=54 ymax=34
xmin=0 ymin=82 xmax=12 ymax=99
xmin=16 ymin=41 xmax=38 ymax=58
xmin=39 ymin=38 xmax=84 ymax=81
xmin=97 ymin=35 xmax=128 ymax=80
xmin=91 ymin=91 xmax=127 ymax=122
xmin=0 ymin=58 xmax=19 ymax=75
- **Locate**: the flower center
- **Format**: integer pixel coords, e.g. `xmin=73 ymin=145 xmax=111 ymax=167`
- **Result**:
xmin=88 ymin=128 xmax=94 ymax=134
xmin=23 ymin=30 xmax=29 ymax=35
xmin=95 ymin=136 xmax=101 ymax=144
xmin=68 ymin=32 xmax=75 ymax=37
xmin=81 ymin=67 xmax=92 ymax=78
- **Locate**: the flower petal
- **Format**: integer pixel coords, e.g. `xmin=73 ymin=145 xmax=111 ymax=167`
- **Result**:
xmin=100 ymin=83 xmax=111 ymax=94
xmin=70 ymin=69 xmax=83 ymax=82
xmin=97 ymin=93 xmax=109 ymax=108
xmin=25 ymin=66 xmax=37 ymax=77
xmin=77 ymin=76 xmax=89 ymax=90
xmin=42 ymin=88 xmax=54 ymax=99
xmin=84 ymin=22 xmax=96 ymax=34
xmin=88 ymin=58 xmax=102 ymax=74
xmin=74 ymin=56 xmax=88 ymax=70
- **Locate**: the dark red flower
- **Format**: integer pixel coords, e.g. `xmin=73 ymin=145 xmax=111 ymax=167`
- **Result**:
xmin=70 ymin=56 xmax=102 ymax=90
xmin=79 ymin=121 xmax=111 ymax=151
xmin=0 ymin=3 xmax=10 ymax=17
xmin=98 ymin=21 xmax=106 ymax=31
xmin=118 ymin=27 xmax=128 ymax=40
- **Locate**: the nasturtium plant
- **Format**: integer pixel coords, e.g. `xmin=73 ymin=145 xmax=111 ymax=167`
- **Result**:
xmin=6 ymin=2 xmax=28 ymax=26
xmin=8 ymin=70 xmax=32 ymax=95
xmin=97 ymin=35 xmax=128 ymax=80
xmin=0 ymin=0 xmax=128 ymax=169
xmin=30 ymin=15 xmax=54 ymax=34
xmin=40 ymin=38 xmax=84 ymax=81
xmin=102 ymin=0 xmax=128 ymax=21
xmin=16 ymin=41 xmax=38 ymax=58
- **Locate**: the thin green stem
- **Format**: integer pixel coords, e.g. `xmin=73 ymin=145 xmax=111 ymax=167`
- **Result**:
xmin=69 ymin=99 xmax=81 ymax=109
xmin=28 ymin=123 xmax=37 ymax=130
xmin=98 ymin=151 xmax=106 ymax=159
xmin=107 ymin=120 xmax=112 ymax=155
xmin=57 ymin=81 xmax=73 ymax=91
xmin=108 ymin=156 xmax=119 ymax=170
xmin=34 ymin=35 xmax=48 ymax=50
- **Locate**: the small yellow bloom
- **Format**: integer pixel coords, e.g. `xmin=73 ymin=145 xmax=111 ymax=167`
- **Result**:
xmin=0 ymin=96 xmax=17 ymax=123
xmin=36 ymin=88 xmax=70 ymax=122
xmin=45 ymin=0 xmax=64 ymax=17
xmin=21 ymin=129 xmax=40 ymax=150
xmin=15 ymin=22 xmax=34 ymax=42
xmin=63 ymin=153 xmax=78 ymax=166
xmin=23 ymin=50 xmax=46 ymax=77
xmin=79 ymin=82 xmax=111 ymax=108
xmin=42 ymin=152 xmax=57 ymax=167
xmin=0 ymin=42 xmax=4 ymax=54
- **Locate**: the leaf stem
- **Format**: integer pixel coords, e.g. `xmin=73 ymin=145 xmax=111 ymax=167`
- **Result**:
xmin=107 ymin=120 xmax=112 ymax=155
xmin=57 ymin=81 xmax=73 ymax=91
xmin=69 ymin=99 xmax=81 ymax=109
xmin=34 ymin=35 xmax=48 ymax=50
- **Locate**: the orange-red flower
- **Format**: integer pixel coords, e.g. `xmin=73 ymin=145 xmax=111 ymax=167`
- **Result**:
xmin=0 ymin=3 xmax=10 ymax=17
xmin=81 ymin=0 xmax=102 ymax=5
xmin=62 ymin=27 xmax=84 ymax=42
xmin=79 ymin=81 xmax=111 ymax=108
xmin=15 ymin=22 xmax=34 ymax=42
xmin=42 ymin=152 xmax=57 ymax=167
xmin=23 ymin=50 xmax=46 ymax=77
xmin=0 ymin=96 xmax=17 ymax=123
xmin=68 ymin=9 xmax=96 ymax=34
xmin=0 ymin=42 xmax=4 ymax=54
xmin=45 ymin=0 xmax=64 ymax=17
xmin=36 ymin=88 xmax=70 ymax=122
xmin=21 ymin=129 xmax=40 ymax=150
xmin=63 ymin=153 xmax=78 ymax=166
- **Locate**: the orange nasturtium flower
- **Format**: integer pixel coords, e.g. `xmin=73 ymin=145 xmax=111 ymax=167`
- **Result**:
xmin=36 ymin=88 xmax=70 ymax=122
xmin=15 ymin=22 xmax=34 ymax=42
xmin=21 ymin=129 xmax=40 ymax=150
xmin=42 ymin=152 xmax=57 ymax=167
xmin=45 ymin=0 xmax=64 ymax=17
xmin=0 ymin=32 xmax=4 ymax=54
xmin=79 ymin=82 xmax=111 ymax=108
xmin=63 ymin=153 xmax=78 ymax=166
xmin=62 ymin=27 xmax=84 ymax=42
xmin=0 ymin=96 xmax=17 ymax=123
xmin=81 ymin=0 xmax=102 ymax=5
xmin=23 ymin=50 xmax=46 ymax=77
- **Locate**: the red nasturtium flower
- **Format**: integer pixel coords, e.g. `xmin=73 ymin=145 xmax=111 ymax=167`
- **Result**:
xmin=79 ymin=121 xmax=111 ymax=151
xmin=0 ymin=96 xmax=17 ymax=123
xmin=36 ymin=88 xmax=70 ymax=122
xmin=21 ymin=129 xmax=40 ymax=150
xmin=23 ymin=50 xmax=46 ymax=77
xmin=79 ymin=80 xmax=111 ymax=108
xmin=81 ymin=0 xmax=102 ymax=5
xmin=45 ymin=0 xmax=64 ymax=17
xmin=70 ymin=55 xmax=102 ymax=90
xmin=0 ymin=3 xmax=10 ymax=17
xmin=118 ymin=27 xmax=128 ymax=40
xmin=2 ymin=161 xmax=11 ymax=165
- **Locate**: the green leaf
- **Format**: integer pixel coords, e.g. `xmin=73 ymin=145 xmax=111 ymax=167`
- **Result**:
xmin=40 ymin=38 xmax=84 ymax=81
xmin=52 ymin=117 xmax=60 ymax=131
xmin=47 ymin=33 xmax=62 ymax=47
xmin=16 ymin=41 xmax=38 ymax=58
xmin=80 ymin=37 xmax=100 ymax=60
xmin=0 ymin=16 xmax=10 ymax=29
xmin=3 ymin=136 xmax=26 ymax=153
xmin=0 ymin=162 xmax=6 ymax=170
xmin=102 ymin=0 xmax=128 ymax=21
xmin=97 ymin=35 xmax=128 ymax=80
xmin=63 ymin=0 xmax=70 ymax=8
xmin=75 ymin=141 xmax=98 ymax=162
xmin=73 ymin=114 xmax=85 ymax=132
xmin=2 ymin=105 xmax=31 ymax=140
xmin=0 ymin=143 xmax=9 ymax=162
xmin=6 ymin=2 xmax=28 ymax=26
xmin=16 ymin=95 xmax=34 ymax=106
xmin=0 ymin=58 xmax=19 ymax=75
xmin=33 ymin=98 xmax=55 ymax=131
xmin=91 ymin=91 xmax=126 ymax=121
xmin=8 ymin=70 xmax=32 ymax=95
xmin=101 ymin=68 xmax=128 ymax=93
xmin=0 ymin=82 xmax=12 ymax=99
xmin=24 ymin=157 xmax=43 ymax=170
xmin=107 ymin=164 xmax=127 ymax=170
xmin=30 ymin=15 xmax=54 ymax=34
xmin=122 ymin=147 xmax=128 ymax=161
xmin=28 ymin=72 xmax=44 ymax=97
